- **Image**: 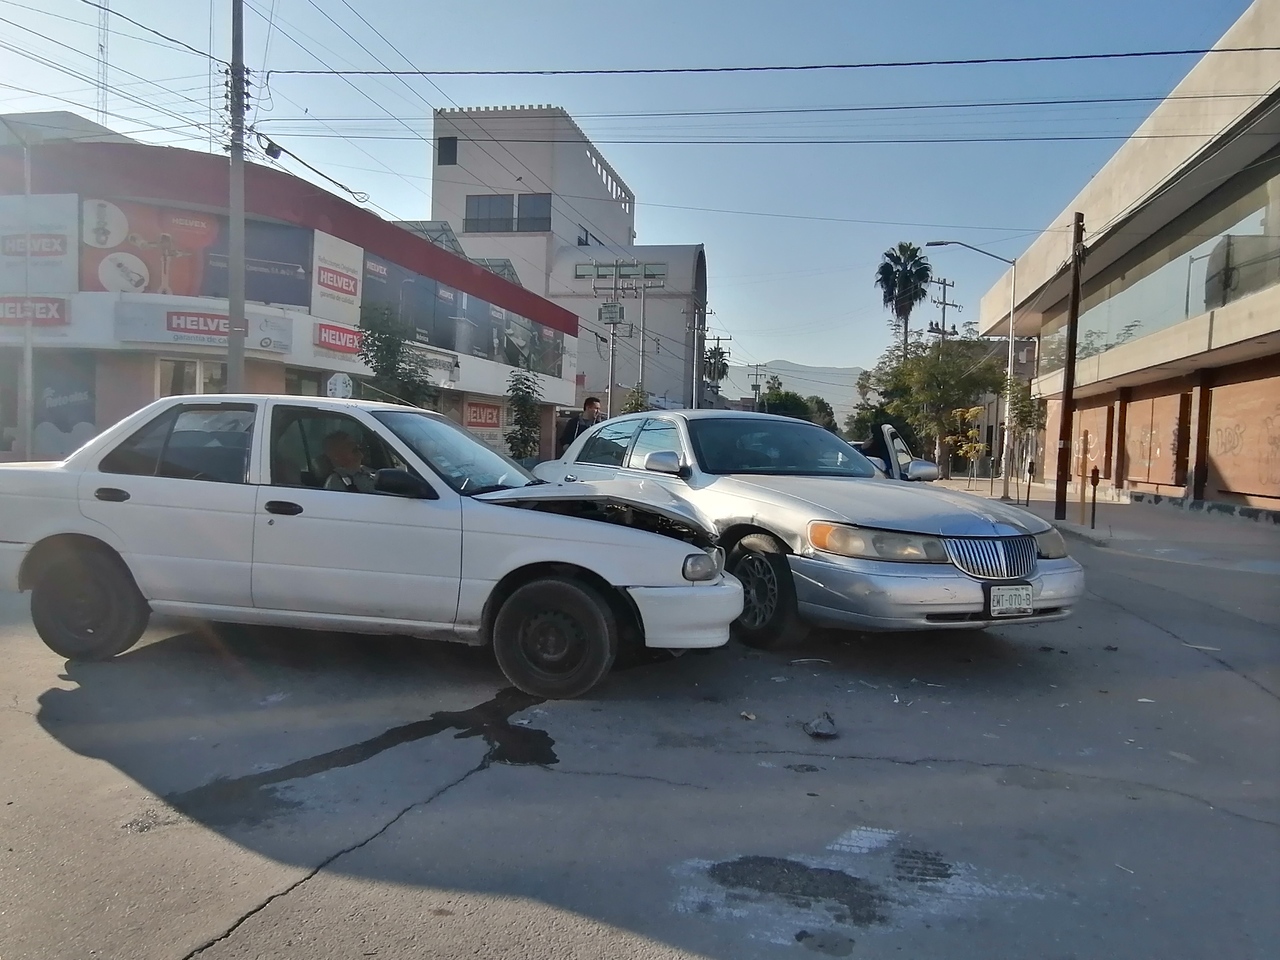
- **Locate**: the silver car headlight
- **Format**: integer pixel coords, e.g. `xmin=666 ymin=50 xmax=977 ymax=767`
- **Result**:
xmin=808 ymin=522 xmax=948 ymax=562
xmin=683 ymin=552 xmax=720 ymax=582
xmin=1035 ymin=528 xmax=1069 ymax=560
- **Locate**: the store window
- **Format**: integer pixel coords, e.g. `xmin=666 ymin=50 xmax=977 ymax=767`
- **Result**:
xmin=464 ymin=194 xmax=514 ymax=233
xmin=158 ymin=358 xmax=227 ymax=398
xmin=0 ymin=350 xmax=17 ymax=453
xmin=285 ymin=368 xmax=323 ymax=396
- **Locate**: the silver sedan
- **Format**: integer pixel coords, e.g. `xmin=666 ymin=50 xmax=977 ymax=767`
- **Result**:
xmin=534 ymin=410 xmax=1085 ymax=648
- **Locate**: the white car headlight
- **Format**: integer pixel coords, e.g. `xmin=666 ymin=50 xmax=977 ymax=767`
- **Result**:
xmin=682 ymin=552 xmax=720 ymax=582
xmin=808 ymin=521 xmax=948 ymax=563
xmin=1035 ymin=528 xmax=1069 ymax=559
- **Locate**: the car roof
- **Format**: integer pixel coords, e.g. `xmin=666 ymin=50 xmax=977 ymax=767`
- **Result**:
xmin=159 ymin=394 xmax=432 ymax=415
xmin=615 ymin=408 xmax=824 ymax=426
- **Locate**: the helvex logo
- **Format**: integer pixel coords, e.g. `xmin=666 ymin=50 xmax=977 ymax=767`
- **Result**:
xmin=315 ymin=322 xmax=362 ymax=353
xmin=2 ymin=234 xmax=67 ymax=256
xmin=317 ymin=266 xmax=359 ymax=296
xmin=166 ymin=312 xmax=229 ymax=335
xmin=0 ymin=297 xmax=68 ymax=325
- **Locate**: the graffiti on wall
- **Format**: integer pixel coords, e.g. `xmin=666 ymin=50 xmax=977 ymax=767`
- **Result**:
xmin=1213 ymin=423 xmax=1246 ymax=457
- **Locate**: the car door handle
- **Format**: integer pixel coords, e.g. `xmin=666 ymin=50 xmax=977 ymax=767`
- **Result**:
xmin=94 ymin=487 xmax=130 ymax=502
xmin=264 ymin=500 xmax=303 ymax=516
xmin=563 ymin=474 xmax=578 ymax=482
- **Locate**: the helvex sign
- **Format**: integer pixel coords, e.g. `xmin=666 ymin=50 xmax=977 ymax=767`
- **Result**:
xmin=465 ymin=402 xmax=503 ymax=429
xmin=2 ymin=234 xmax=67 ymax=257
xmin=166 ymin=312 xmax=229 ymax=335
xmin=314 ymin=322 xmax=362 ymax=354
xmin=317 ymin=266 xmax=359 ymax=296
xmin=0 ymin=297 xmax=68 ymax=325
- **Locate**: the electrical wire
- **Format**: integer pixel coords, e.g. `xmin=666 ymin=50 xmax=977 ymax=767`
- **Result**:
xmin=253 ymin=131 xmax=1278 ymax=145
xmin=0 ymin=0 xmax=222 ymax=61
xmin=76 ymin=0 xmax=222 ymax=61
xmin=267 ymin=45 xmax=1280 ymax=78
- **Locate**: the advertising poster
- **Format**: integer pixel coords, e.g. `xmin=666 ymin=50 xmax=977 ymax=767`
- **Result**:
xmin=114 ymin=301 xmax=292 ymax=353
xmin=32 ymin=350 xmax=96 ymax=459
xmin=81 ymin=199 xmax=220 ymax=296
xmin=432 ymin=284 xmax=460 ymax=352
xmin=361 ymin=253 xmax=434 ymax=338
xmin=202 ymin=218 xmax=312 ymax=307
xmin=0 ymin=194 xmax=79 ymax=295
xmin=311 ymin=230 xmax=363 ymax=325
xmin=464 ymin=291 xmax=501 ymax=361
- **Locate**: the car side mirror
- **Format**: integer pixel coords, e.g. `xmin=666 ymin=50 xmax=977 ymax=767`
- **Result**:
xmin=905 ymin=459 xmax=939 ymax=482
xmin=375 ymin=468 xmax=438 ymax=499
xmin=643 ymin=450 xmax=689 ymax=478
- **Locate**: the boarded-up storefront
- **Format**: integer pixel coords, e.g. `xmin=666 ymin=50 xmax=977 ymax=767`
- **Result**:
xmin=1205 ymin=362 xmax=1280 ymax=507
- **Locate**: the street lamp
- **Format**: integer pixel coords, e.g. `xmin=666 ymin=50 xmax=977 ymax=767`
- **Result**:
xmin=926 ymin=240 xmax=1018 ymax=501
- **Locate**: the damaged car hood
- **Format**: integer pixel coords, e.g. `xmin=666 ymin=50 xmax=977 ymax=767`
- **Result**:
xmin=475 ymin=479 xmax=716 ymax=535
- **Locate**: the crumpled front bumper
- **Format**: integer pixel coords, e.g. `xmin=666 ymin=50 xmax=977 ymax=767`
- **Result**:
xmin=789 ymin=553 xmax=1084 ymax=632
xmin=628 ymin=574 xmax=744 ymax=648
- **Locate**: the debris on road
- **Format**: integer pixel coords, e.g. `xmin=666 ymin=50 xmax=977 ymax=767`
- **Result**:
xmin=740 ymin=711 xmax=756 ymax=721
xmin=1168 ymin=751 xmax=1198 ymax=764
xmin=1039 ymin=645 xmax=1054 ymax=652
xmin=790 ymin=658 xmax=831 ymax=665
xmin=1138 ymin=698 xmax=1155 ymax=703
xmin=858 ymin=680 xmax=879 ymax=690
xmin=1183 ymin=642 xmax=1221 ymax=652
xmin=1115 ymin=863 xmax=1135 ymax=874
xmin=1105 ymin=645 xmax=1119 ymax=651
xmin=802 ymin=712 xmax=838 ymax=739
xmin=770 ymin=676 xmax=789 ymax=683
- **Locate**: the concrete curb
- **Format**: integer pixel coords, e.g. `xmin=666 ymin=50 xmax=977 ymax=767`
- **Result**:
xmin=1049 ymin=520 xmax=1112 ymax=548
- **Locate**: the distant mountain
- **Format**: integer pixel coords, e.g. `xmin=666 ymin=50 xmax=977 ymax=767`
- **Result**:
xmin=718 ymin=360 xmax=864 ymax=424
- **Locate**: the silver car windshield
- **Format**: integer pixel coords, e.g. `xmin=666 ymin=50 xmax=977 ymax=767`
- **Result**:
xmin=687 ymin=418 xmax=878 ymax=478
xmin=372 ymin=410 xmax=537 ymax=494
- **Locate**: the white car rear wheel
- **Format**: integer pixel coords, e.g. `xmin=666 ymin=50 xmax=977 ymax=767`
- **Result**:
xmin=30 ymin=549 xmax=150 ymax=661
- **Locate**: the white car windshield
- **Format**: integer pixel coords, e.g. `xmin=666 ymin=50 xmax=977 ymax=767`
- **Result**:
xmin=687 ymin=418 xmax=878 ymax=478
xmin=372 ymin=410 xmax=539 ymax=495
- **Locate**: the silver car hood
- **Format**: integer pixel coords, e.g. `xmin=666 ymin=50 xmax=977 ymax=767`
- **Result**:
xmin=721 ymin=475 xmax=1051 ymax=538
xmin=475 ymin=479 xmax=715 ymax=532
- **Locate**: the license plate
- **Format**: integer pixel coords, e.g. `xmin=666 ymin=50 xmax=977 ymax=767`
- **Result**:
xmin=988 ymin=583 xmax=1033 ymax=618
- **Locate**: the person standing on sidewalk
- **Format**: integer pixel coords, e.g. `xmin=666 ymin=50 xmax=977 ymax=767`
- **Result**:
xmin=557 ymin=397 xmax=601 ymax=457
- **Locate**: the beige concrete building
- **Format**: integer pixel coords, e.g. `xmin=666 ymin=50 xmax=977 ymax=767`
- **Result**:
xmin=980 ymin=0 xmax=1280 ymax=513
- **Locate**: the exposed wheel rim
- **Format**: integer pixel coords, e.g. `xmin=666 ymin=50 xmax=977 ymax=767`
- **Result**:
xmin=52 ymin=572 xmax=114 ymax=641
xmin=736 ymin=553 xmax=779 ymax=630
xmin=518 ymin=608 xmax=590 ymax=678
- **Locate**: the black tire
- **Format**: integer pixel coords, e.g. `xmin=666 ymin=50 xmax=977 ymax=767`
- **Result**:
xmin=492 ymin=578 xmax=618 ymax=699
xmin=726 ymin=534 xmax=810 ymax=649
xmin=30 ymin=548 xmax=150 ymax=661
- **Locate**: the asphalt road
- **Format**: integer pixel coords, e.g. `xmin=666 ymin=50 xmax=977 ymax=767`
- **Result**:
xmin=1 ymin=541 xmax=1277 ymax=960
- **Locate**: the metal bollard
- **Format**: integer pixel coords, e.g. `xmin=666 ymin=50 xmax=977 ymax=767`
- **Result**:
xmin=1090 ymin=466 xmax=1101 ymax=530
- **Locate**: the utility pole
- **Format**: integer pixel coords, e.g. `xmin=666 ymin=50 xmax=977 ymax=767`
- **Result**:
xmin=593 ymin=259 xmax=625 ymax=417
xmin=226 ymin=0 xmax=247 ymax=392
xmin=636 ymin=279 xmax=663 ymax=398
xmin=929 ymin=277 xmax=960 ymax=341
xmin=1054 ymin=212 xmax=1086 ymax=521
xmin=750 ymin=363 xmax=764 ymax=412
xmin=0 ymin=116 xmax=34 ymax=459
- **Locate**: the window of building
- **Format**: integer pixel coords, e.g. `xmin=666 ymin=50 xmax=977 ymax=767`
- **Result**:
xmin=576 ymin=419 xmax=642 ymax=467
xmin=464 ymin=194 xmax=514 ymax=233
xmin=516 ymin=193 xmax=552 ymax=232
xmin=619 ymin=263 xmax=641 ymax=279
xmin=1039 ymin=156 xmax=1280 ymax=375
xmin=100 ymin=404 xmax=256 ymax=483
xmin=574 ymin=264 xmax=594 ymax=279
xmin=595 ymin=264 xmax=615 ymax=279
xmin=437 ymin=136 xmax=458 ymax=165
xmin=643 ymin=263 xmax=667 ymax=280
xmin=285 ymin=368 xmax=323 ymax=396
xmin=158 ymin=358 xmax=226 ymax=398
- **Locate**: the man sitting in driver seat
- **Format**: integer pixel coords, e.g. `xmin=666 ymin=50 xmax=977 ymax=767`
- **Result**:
xmin=323 ymin=430 xmax=377 ymax=493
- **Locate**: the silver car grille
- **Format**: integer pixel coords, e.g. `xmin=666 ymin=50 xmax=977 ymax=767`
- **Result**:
xmin=941 ymin=536 xmax=1037 ymax=581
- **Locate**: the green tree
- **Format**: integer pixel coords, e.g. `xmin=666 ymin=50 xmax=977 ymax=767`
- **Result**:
xmin=620 ymin=385 xmax=651 ymax=414
xmin=358 ymin=302 xmax=438 ymax=407
xmin=946 ymin=405 xmax=988 ymax=487
xmin=761 ymin=388 xmax=813 ymax=421
xmin=703 ymin=346 xmax=729 ymax=392
xmin=874 ymin=242 xmax=933 ymax=362
xmin=503 ymin=367 xmax=543 ymax=461
xmin=765 ymin=373 xmax=783 ymax=393
xmin=806 ymin=395 xmax=839 ymax=433
xmin=1006 ymin=378 xmax=1048 ymax=482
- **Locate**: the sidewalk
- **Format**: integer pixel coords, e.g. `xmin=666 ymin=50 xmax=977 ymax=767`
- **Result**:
xmin=937 ymin=478 xmax=1280 ymax=576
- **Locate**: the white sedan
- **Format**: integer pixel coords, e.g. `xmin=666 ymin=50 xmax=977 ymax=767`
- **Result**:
xmin=0 ymin=396 xmax=742 ymax=699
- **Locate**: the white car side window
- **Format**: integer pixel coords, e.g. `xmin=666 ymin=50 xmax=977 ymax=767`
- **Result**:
xmin=576 ymin=420 xmax=643 ymax=468
xmin=626 ymin=419 xmax=682 ymax=470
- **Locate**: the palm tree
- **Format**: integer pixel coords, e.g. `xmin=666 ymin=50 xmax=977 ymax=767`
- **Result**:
xmin=874 ymin=242 xmax=933 ymax=361
xmin=703 ymin=346 xmax=729 ymax=393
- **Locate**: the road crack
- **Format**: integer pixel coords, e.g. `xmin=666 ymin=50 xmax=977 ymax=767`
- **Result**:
xmin=180 ymin=761 xmax=487 ymax=960
xmin=538 ymin=766 xmax=708 ymax=789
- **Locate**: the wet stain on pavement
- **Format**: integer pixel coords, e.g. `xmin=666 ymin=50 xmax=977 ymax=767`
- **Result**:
xmin=706 ymin=855 xmax=888 ymax=927
xmin=795 ymin=929 xmax=856 ymax=957
xmin=165 ymin=687 xmax=552 ymax=827
xmin=786 ymin=763 xmax=825 ymax=773
xmin=893 ymin=848 xmax=953 ymax=883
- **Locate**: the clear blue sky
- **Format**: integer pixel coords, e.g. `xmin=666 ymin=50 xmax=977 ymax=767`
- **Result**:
xmin=0 ymin=0 xmax=1253 ymax=377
